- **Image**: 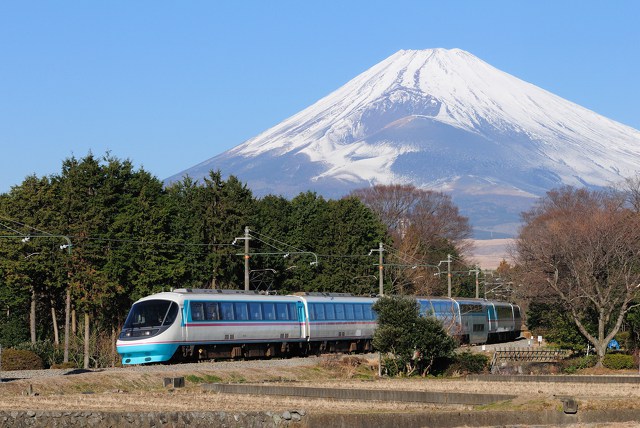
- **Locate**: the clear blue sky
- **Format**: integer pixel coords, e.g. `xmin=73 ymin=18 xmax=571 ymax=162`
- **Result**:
xmin=1 ymin=1 xmax=638 ymax=193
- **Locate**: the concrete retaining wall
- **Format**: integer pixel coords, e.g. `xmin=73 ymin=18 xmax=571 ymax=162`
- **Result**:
xmin=203 ymin=383 xmax=516 ymax=405
xmin=309 ymin=409 xmax=640 ymax=428
xmin=468 ymin=374 xmax=640 ymax=383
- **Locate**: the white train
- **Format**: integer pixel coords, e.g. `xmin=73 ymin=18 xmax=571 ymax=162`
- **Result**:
xmin=116 ymin=289 xmax=521 ymax=365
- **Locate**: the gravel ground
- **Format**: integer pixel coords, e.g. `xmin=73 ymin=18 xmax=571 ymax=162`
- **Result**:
xmin=1 ymin=354 xmax=332 ymax=380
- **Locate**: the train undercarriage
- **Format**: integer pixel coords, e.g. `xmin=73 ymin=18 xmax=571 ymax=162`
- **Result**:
xmin=173 ymin=339 xmax=374 ymax=363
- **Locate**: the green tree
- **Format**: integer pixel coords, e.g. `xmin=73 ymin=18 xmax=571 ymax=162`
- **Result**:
xmin=526 ymin=301 xmax=591 ymax=352
xmin=373 ymin=295 xmax=456 ymax=376
xmin=318 ymin=197 xmax=387 ymax=294
xmin=0 ymin=175 xmax=67 ymax=345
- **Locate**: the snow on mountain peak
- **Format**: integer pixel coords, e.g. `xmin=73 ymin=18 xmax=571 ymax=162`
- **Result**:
xmin=168 ymin=48 xmax=640 ymax=236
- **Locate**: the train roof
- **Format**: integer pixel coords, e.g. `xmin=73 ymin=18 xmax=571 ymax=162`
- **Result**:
xmin=135 ymin=289 xmax=301 ymax=304
xmin=299 ymin=294 xmax=377 ymax=303
xmin=415 ymin=296 xmax=518 ymax=306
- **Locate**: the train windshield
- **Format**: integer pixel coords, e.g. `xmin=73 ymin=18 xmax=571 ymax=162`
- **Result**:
xmin=123 ymin=299 xmax=179 ymax=329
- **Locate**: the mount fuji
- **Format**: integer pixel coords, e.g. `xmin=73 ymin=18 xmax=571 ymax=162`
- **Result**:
xmin=167 ymin=48 xmax=640 ymax=237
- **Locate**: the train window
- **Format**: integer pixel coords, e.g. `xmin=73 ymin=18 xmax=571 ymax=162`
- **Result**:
xmin=496 ymin=306 xmax=512 ymax=319
xmin=441 ymin=303 xmax=455 ymax=316
xmin=419 ymin=301 xmax=433 ymax=316
xmin=276 ymin=303 xmax=289 ymax=320
xmin=263 ymin=303 xmax=276 ymax=320
xmin=124 ymin=300 xmax=174 ymax=328
xmin=513 ymin=306 xmax=521 ymax=317
xmin=220 ymin=302 xmax=235 ymax=320
xmin=460 ymin=304 xmax=482 ymax=314
xmin=308 ymin=304 xmax=316 ymax=320
xmin=325 ymin=304 xmax=336 ymax=320
xmin=249 ymin=302 xmax=262 ymax=320
xmin=163 ymin=302 xmax=179 ymax=326
xmin=288 ymin=303 xmax=297 ymax=320
xmin=315 ymin=304 xmax=326 ymax=320
xmin=432 ymin=302 xmax=443 ymax=314
xmin=235 ymin=302 xmax=249 ymax=320
xmin=354 ymin=304 xmax=364 ymax=320
xmin=473 ymin=323 xmax=485 ymax=332
xmin=191 ymin=302 xmax=205 ymax=321
xmin=334 ymin=303 xmax=345 ymax=320
xmin=363 ymin=305 xmax=373 ymax=320
xmin=345 ymin=304 xmax=354 ymax=320
xmin=205 ymin=302 xmax=220 ymax=321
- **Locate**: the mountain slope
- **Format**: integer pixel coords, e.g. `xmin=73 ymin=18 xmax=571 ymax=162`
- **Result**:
xmin=167 ymin=49 xmax=640 ymax=236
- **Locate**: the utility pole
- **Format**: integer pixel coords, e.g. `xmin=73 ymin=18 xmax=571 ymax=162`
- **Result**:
xmin=447 ymin=254 xmax=452 ymax=298
xmin=233 ymin=227 xmax=252 ymax=291
xmin=369 ymin=242 xmax=385 ymax=296
xmin=244 ymin=226 xmax=250 ymax=291
xmin=474 ymin=269 xmax=480 ymax=298
xmin=378 ymin=242 xmax=384 ymax=296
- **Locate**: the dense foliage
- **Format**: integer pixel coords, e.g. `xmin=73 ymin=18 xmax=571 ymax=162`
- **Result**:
xmin=0 ymin=153 xmax=398 ymax=367
xmin=372 ymin=295 xmax=456 ymax=376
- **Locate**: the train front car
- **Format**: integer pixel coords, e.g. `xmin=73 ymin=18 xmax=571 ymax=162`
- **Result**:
xmin=117 ymin=292 xmax=183 ymax=364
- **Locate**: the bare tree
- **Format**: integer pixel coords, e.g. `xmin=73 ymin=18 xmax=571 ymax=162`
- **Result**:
xmin=624 ymin=173 xmax=640 ymax=213
xmin=351 ymin=184 xmax=472 ymax=295
xmin=350 ymin=184 xmax=471 ymax=245
xmin=515 ymin=186 xmax=640 ymax=364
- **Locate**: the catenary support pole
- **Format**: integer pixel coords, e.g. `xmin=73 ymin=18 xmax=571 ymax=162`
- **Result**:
xmin=379 ymin=242 xmax=384 ymax=296
xmin=244 ymin=226 xmax=250 ymax=291
xmin=475 ymin=269 xmax=480 ymax=299
xmin=447 ymin=254 xmax=452 ymax=298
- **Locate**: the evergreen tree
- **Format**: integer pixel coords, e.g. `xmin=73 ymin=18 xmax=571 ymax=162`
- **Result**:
xmin=373 ymin=295 xmax=456 ymax=376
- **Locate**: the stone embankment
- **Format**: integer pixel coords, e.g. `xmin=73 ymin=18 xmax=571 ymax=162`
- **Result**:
xmin=2 ymin=409 xmax=640 ymax=427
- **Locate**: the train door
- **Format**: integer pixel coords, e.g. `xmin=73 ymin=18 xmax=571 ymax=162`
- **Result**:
xmin=297 ymin=301 xmax=308 ymax=339
xmin=182 ymin=300 xmax=191 ymax=341
xmin=486 ymin=303 xmax=497 ymax=335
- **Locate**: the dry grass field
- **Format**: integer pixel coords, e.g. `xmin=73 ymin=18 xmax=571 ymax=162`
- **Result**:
xmin=1 ymin=355 xmax=639 ymax=416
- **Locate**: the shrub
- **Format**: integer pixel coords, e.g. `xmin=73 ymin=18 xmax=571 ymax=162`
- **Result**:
xmin=561 ymin=355 xmax=597 ymax=374
xmin=373 ymin=296 xmax=456 ymax=377
xmin=446 ymin=351 xmax=489 ymax=375
xmin=1 ymin=348 xmax=44 ymax=370
xmin=615 ymin=331 xmax=630 ymax=350
xmin=14 ymin=340 xmax=64 ymax=369
xmin=602 ymin=353 xmax=634 ymax=370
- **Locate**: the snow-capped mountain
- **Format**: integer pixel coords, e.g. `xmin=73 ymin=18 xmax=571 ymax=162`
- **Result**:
xmin=167 ymin=49 xmax=640 ymax=237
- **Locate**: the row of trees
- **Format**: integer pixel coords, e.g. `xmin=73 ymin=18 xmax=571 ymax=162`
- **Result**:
xmin=10 ymin=152 xmax=640 ymax=369
xmin=0 ymin=153 xmax=472 ymax=367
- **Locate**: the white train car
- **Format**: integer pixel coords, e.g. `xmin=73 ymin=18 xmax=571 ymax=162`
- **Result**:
xmin=117 ymin=288 xmax=520 ymax=365
xmin=117 ymin=289 xmax=307 ymax=364
xmin=298 ymin=292 xmax=377 ymax=354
